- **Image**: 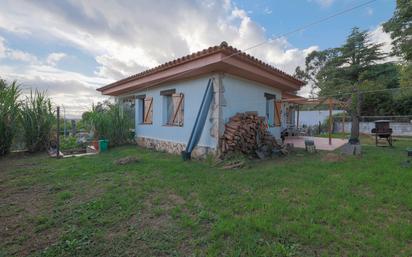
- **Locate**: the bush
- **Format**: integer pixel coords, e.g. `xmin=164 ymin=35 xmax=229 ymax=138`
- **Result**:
xmin=83 ymin=101 xmax=132 ymax=146
xmin=20 ymin=90 xmax=54 ymax=153
xmin=59 ymin=136 xmax=79 ymax=151
xmin=107 ymin=103 xmax=132 ymax=145
xmin=0 ymin=79 xmax=21 ymax=156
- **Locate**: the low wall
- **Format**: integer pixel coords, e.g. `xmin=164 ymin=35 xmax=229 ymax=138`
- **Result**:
xmin=295 ymin=110 xmax=344 ymax=126
xmin=136 ymin=137 xmax=215 ymax=159
xmin=334 ymin=122 xmax=412 ymax=136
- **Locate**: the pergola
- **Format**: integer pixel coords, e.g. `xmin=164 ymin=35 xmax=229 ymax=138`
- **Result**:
xmin=281 ymin=93 xmax=348 ymax=145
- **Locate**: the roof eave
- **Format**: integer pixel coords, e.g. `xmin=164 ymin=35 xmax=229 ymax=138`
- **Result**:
xmin=97 ymin=46 xmax=304 ymax=96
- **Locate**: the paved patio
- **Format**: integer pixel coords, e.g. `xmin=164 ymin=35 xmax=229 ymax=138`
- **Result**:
xmin=284 ymin=136 xmax=347 ymax=151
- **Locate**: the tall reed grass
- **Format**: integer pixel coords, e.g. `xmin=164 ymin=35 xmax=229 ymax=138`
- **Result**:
xmin=20 ymin=90 xmax=54 ymax=153
xmin=84 ymin=101 xmax=132 ymax=146
xmin=0 ymin=80 xmax=21 ymax=156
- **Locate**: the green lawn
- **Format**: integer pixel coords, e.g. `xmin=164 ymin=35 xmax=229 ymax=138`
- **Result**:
xmin=1 ymin=138 xmax=412 ymax=256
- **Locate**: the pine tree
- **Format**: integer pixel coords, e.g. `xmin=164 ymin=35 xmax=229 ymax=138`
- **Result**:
xmin=383 ymin=0 xmax=412 ymax=62
xmin=295 ymin=27 xmax=385 ymax=143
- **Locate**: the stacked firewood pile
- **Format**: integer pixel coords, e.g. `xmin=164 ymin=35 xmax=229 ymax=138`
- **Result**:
xmin=220 ymin=112 xmax=287 ymax=159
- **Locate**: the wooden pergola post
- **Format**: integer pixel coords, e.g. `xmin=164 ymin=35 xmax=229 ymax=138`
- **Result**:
xmin=296 ymin=104 xmax=300 ymax=129
xmin=328 ymin=98 xmax=333 ymax=145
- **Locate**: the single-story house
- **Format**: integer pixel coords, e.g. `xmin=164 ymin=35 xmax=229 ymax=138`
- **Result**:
xmin=97 ymin=42 xmax=304 ymax=158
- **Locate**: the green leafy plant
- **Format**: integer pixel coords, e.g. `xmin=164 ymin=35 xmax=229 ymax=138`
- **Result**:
xmin=107 ymin=103 xmax=132 ymax=146
xmin=20 ymin=90 xmax=55 ymax=153
xmin=0 ymin=79 xmax=21 ymax=156
xmin=82 ymin=101 xmax=132 ymax=146
xmin=59 ymin=136 xmax=79 ymax=151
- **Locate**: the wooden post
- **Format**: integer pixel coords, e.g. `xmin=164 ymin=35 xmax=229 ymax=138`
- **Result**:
xmin=56 ymin=106 xmax=60 ymax=158
xmin=328 ymin=98 xmax=332 ymax=145
xmin=296 ymin=105 xmax=300 ymax=129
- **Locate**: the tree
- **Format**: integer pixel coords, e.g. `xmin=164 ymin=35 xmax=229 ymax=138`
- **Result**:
xmin=383 ymin=0 xmax=412 ymax=61
xmin=359 ymin=63 xmax=400 ymax=116
xmin=296 ymin=27 xmax=385 ymax=143
xmin=399 ymin=63 xmax=412 ymax=88
xmin=294 ymin=49 xmax=339 ymax=97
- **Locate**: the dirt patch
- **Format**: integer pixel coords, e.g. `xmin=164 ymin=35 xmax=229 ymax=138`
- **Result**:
xmin=167 ymin=193 xmax=186 ymax=205
xmin=322 ymin=153 xmax=345 ymax=163
xmin=0 ymin=186 xmax=61 ymax=256
xmin=0 ymin=176 xmax=107 ymax=256
xmin=104 ymin=191 xmax=194 ymax=256
xmin=140 ymin=192 xmax=187 ymax=229
xmin=106 ymin=191 xmax=187 ymax=240
xmin=114 ymin=156 xmax=140 ymax=165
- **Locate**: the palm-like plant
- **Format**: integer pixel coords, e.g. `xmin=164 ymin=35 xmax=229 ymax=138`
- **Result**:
xmin=0 ymin=79 xmax=21 ymax=156
xmin=20 ymin=90 xmax=54 ymax=152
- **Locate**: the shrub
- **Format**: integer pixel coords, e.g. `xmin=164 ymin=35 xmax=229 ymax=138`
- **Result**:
xmin=59 ymin=136 xmax=78 ymax=151
xmin=20 ymin=90 xmax=54 ymax=153
xmin=83 ymin=101 xmax=132 ymax=146
xmin=107 ymin=103 xmax=132 ymax=145
xmin=0 ymin=79 xmax=21 ymax=156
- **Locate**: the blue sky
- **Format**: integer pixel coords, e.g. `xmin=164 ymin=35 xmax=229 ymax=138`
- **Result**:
xmin=236 ymin=0 xmax=395 ymax=49
xmin=0 ymin=0 xmax=396 ymax=117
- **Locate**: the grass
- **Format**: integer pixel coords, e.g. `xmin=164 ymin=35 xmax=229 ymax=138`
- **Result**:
xmin=1 ymin=136 xmax=412 ymax=256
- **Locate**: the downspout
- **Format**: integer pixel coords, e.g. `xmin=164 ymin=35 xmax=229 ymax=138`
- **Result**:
xmin=182 ymin=78 xmax=214 ymax=160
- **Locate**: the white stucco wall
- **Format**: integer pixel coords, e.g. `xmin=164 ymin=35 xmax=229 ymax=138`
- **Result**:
xmin=334 ymin=121 xmax=412 ymax=136
xmin=295 ymin=110 xmax=344 ymax=126
xmin=134 ymin=75 xmax=216 ymax=148
xmin=222 ymin=74 xmax=282 ymax=139
xmin=132 ymin=73 xmax=286 ymax=150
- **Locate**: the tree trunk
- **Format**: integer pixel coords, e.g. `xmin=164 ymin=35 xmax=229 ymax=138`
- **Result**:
xmin=349 ymin=89 xmax=361 ymax=144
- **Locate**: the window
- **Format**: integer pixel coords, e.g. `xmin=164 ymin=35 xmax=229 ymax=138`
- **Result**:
xmin=137 ymin=95 xmax=153 ymax=124
xmin=121 ymin=96 xmax=136 ymax=129
xmin=162 ymin=90 xmax=184 ymax=126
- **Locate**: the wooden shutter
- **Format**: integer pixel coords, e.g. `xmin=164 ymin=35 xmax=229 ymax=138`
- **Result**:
xmin=172 ymin=93 xmax=184 ymax=126
xmin=143 ymin=97 xmax=153 ymax=124
xmin=274 ymin=101 xmax=282 ymax=127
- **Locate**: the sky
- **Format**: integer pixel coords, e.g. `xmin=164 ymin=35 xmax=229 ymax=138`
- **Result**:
xmin=0 ymin=0 xmax=396 ymax=118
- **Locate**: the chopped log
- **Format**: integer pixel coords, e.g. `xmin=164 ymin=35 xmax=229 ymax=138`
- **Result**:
xmin=220 ymin=112 xmax=283 ymax=158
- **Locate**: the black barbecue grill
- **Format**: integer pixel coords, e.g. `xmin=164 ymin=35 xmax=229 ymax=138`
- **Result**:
xmin=371 ymin=120 xmax=393 ymax=146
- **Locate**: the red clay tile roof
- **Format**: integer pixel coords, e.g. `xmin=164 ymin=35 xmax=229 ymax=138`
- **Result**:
xmin=97 ymin=41 xmax=304 ymax=92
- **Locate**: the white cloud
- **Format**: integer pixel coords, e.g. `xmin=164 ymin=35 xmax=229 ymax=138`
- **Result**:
xmin=0 ymin=0 xmax=319 ymax=111
xmin=7 ymin=49 xmax=38 ymax=63
xmin=0 ymin=64 xmax=111 ymax=118
xmin=0 ymin=37 xmax=38 ymax=64
xmin=0 ymin=37 xmax=5 ymax=57
xmin=0 ymin=1 xmax=316 ymax=76
xmin=263 ymin=7 xmax=272 ymax=15
xmin=309 ymin=0 xmax=335 ymax=7
xmin=369 ymin=25 xmax=400 ymax=62
xmin=46 ymin=52 xmax=67 ymax=66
